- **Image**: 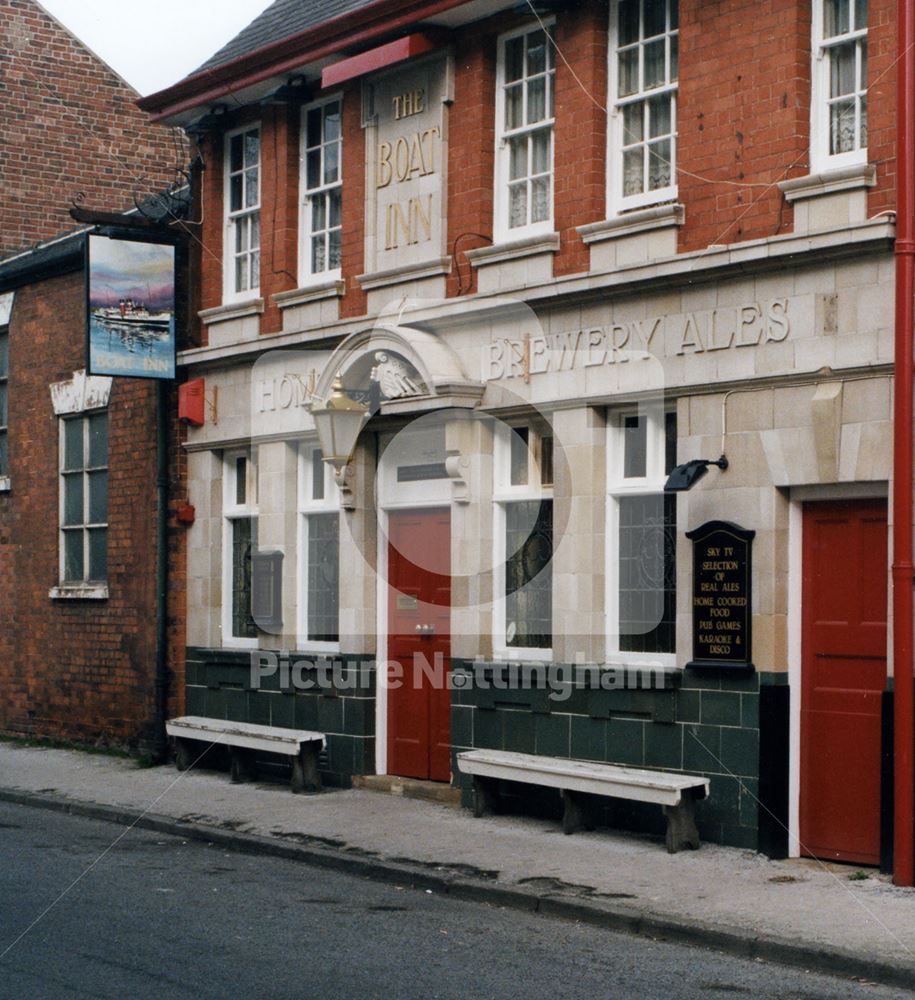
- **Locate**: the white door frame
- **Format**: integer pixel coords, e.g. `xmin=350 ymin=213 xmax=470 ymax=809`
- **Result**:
xmin=373 ymin=422 xmax=454 ymax=776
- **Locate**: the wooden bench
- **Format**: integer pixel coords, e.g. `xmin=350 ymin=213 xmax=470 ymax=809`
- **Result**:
xmin=456 ymin=749 xmax=710 ymax=853
xmin=165 ymin=716 xmax=324 ymax=794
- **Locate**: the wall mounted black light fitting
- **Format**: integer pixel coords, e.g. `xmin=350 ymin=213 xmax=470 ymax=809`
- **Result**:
xmin=664 ymin=455 xmax=729 ymax=492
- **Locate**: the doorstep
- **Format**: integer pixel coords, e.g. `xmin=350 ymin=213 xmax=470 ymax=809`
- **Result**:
xmin=352 ymin=774 xmax=461 ymax=807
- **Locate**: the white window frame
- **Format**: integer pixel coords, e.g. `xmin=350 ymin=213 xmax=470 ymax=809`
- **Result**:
xmin=605 ymin=405 xmax=677 ymax=668
xmin=493 ymin=421 xmax=554 ymax=662
xmin=58 ymin=410 xmax=108 ymax=587
xmin=608 ymin=0 xmax=679 ymax=215
xmin=811 ymin=0 xmax=868 ymax=172
xmin=223 ymin=123 xmax=261 ymax=303
xmin=297 ymin=442 xmax=341 ymax=652
xmin=494 ymin=20 xmax=556 ymax=243
xmin=299 ymin=95 xmax=343 ymax=287
xmin=222 ymin=448 xmax=259 ymax=649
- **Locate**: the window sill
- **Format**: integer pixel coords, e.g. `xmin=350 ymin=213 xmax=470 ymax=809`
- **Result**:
xmin=295 ymin=641 xmax=342 ymax=656
xmin=491 ymin=647 xmax=554 ymax=663
xmin=778 ymin=163 xmax=876 ymax=202
xmin=222 ymin=637 xmax=259 ymax=650
xmin=602 ymin=654 xmax=679 ymax=672
xmin=466 ymin=232 xmax=560 ymax=269
xmin=0 ymin=476 xmax=9 ymax=493
xmin=356 ymin=257 xmax=452 ymax=291
xmin=273 ymin=279 xmax=344 ymax=310
xmin=199 ymin=298 xmax=264 ymax=326
xmin=578 ymin=203 xmax=685 ymax=244
xmin=49 ymin=584 xmax=109 ymax=601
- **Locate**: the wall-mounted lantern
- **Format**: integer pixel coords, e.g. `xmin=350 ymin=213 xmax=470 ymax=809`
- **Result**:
xmin=664 ymin=455 xmax=729 ymax=492
xmin=311 ymin=373 xmax=369 ymax=501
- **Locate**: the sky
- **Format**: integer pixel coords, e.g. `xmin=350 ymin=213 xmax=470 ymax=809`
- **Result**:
xmin=38 ymin=0 xmax=275 ymax=96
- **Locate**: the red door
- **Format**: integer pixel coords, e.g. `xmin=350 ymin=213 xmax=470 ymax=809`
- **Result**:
xmin=800 ymin=499 xmax=887 ymax=865
xmin=387 ymin=508 xmax=451 ymax=782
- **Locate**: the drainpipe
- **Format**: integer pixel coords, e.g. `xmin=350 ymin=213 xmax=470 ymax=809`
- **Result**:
xmin=153 ymin=378 xmax=170 ymax=763
xmin=893 ymin=0 xmax=915 ymax=888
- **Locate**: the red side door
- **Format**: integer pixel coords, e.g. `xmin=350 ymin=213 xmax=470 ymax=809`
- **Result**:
xmin=387 ymin=508 xmax=452 ymax=782
xmin=800 ymin=499 xmax=887 ymax=865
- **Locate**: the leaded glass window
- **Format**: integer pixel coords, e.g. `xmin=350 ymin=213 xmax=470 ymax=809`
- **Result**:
xmin=299 ymin=444 xmax=340 ymax=647
xmin=231 ymin=516 xmax=258 ymax=639
xmin=505 ymin=499 xmax=552 ymax=649
xmin=224 ymin=449 xmax=258 ymax=643
xmin=307 ymin=512 xmax=339 ymax=642
xmin=609 ymin=407 xmax=676 ymax=658
xmin=495 ymin=421 xmax=554 ymax=654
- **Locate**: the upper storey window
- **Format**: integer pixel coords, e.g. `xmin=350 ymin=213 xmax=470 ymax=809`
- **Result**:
xmin=609 ymin=0 xmax=679 ymax=213
xmin=495 ymin=23 xmax=555 ymax=240
xmin=224 ymin=125 xmax=261 ymax=301
xmin=813 ymin=0 xmax=868 ymax=169
xmin=300 ymin=97 xmax=343 ymax=284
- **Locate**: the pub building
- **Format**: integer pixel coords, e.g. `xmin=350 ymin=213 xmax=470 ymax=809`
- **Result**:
xmin=140 ymin=0 xmax=913 ymax=876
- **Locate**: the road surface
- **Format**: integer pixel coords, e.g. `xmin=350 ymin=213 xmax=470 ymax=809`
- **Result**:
xmin=0 ymin=801 xmax=911 ymax=999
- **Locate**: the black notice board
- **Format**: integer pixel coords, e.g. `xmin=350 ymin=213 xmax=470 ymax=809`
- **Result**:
xmin=685 ymin=520 xmax=755 ymax=671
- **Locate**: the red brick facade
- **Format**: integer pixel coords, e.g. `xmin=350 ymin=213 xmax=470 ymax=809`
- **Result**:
xmin=0 ymin=0 xmax=190 ymax=750
xmin=184 ymin=0 xmax=899 ymax=338
xmin=0 ymin=271 xmax=164 ymax=747
xmin=0 ymin=0 xmax=182 ymax=258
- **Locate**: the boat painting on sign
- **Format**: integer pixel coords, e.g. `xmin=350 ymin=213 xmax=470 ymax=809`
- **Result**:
xmin=87 ymin=234 xmax=176 ymax=380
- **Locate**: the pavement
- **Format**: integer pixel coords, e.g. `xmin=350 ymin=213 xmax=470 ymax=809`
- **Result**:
xmin=1 ymin=740 xmax=914 ymax=990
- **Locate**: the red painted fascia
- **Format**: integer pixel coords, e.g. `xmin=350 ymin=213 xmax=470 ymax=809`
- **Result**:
xmin=139 ymin=0 xmax=469 ymax=121
xmin=321 ymin=32 xmax=438 ymax=89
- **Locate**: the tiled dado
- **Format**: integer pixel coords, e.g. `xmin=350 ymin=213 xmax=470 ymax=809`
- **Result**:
xmin=450 ymin=660 xmax=788 ymax=854
xmin=184 ymin=647 xmax=376 ymax=786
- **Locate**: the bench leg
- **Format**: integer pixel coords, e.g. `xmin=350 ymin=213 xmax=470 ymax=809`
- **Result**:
xmin=291 ymin=743 xmax=322 ymax=795
xmin=472 ymin=776 xmax=500 ymax=818
xmin=174 ymin=738 xmax=195 ymax=772
xmin=561 ymin=790 xmax=596 ymax=835
xmin=663 ymin=794 xmax=701 ymax=853
xmin=229 ymin=748 xmax=258 ymax=784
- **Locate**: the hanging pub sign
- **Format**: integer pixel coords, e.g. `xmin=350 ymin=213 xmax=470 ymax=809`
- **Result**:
xmin=685 ymin=520 xmax=755 ymax=671
xmin=86 ymin=234 xmax=176 ymax=379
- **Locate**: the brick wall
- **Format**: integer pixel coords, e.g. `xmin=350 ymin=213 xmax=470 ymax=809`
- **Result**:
xmin=0 ymin=0 xmax=184 ymax=258
xmin=445 ymin=29 xmax=497 ymax=297
xmin=196 ymin=130 xmax=225 ymax=336
xmin=340 ymin=81 xmax=368 ymax=320
xmin=260 ymin=105 xmax=300 ymax=334
xmin=0 ymin=270 xmax=162 ymax=749
xmin=866 ymin=0 xmax=897 ymax=219
xmin=677 ymin=0 xmax=810 ymax=251
xmin=552 ymin=4 xmax=608 ymax=277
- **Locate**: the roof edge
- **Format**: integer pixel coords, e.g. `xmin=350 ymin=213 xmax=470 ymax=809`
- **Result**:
xmin=0 ymin=229 xmax=88 ymax=294
xmin=138 ymin=0 xmax=469 ymax=120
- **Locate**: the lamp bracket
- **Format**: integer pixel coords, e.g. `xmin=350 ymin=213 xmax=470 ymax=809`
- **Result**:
xmin=333 ymin=463 xmax=356 ymax=510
